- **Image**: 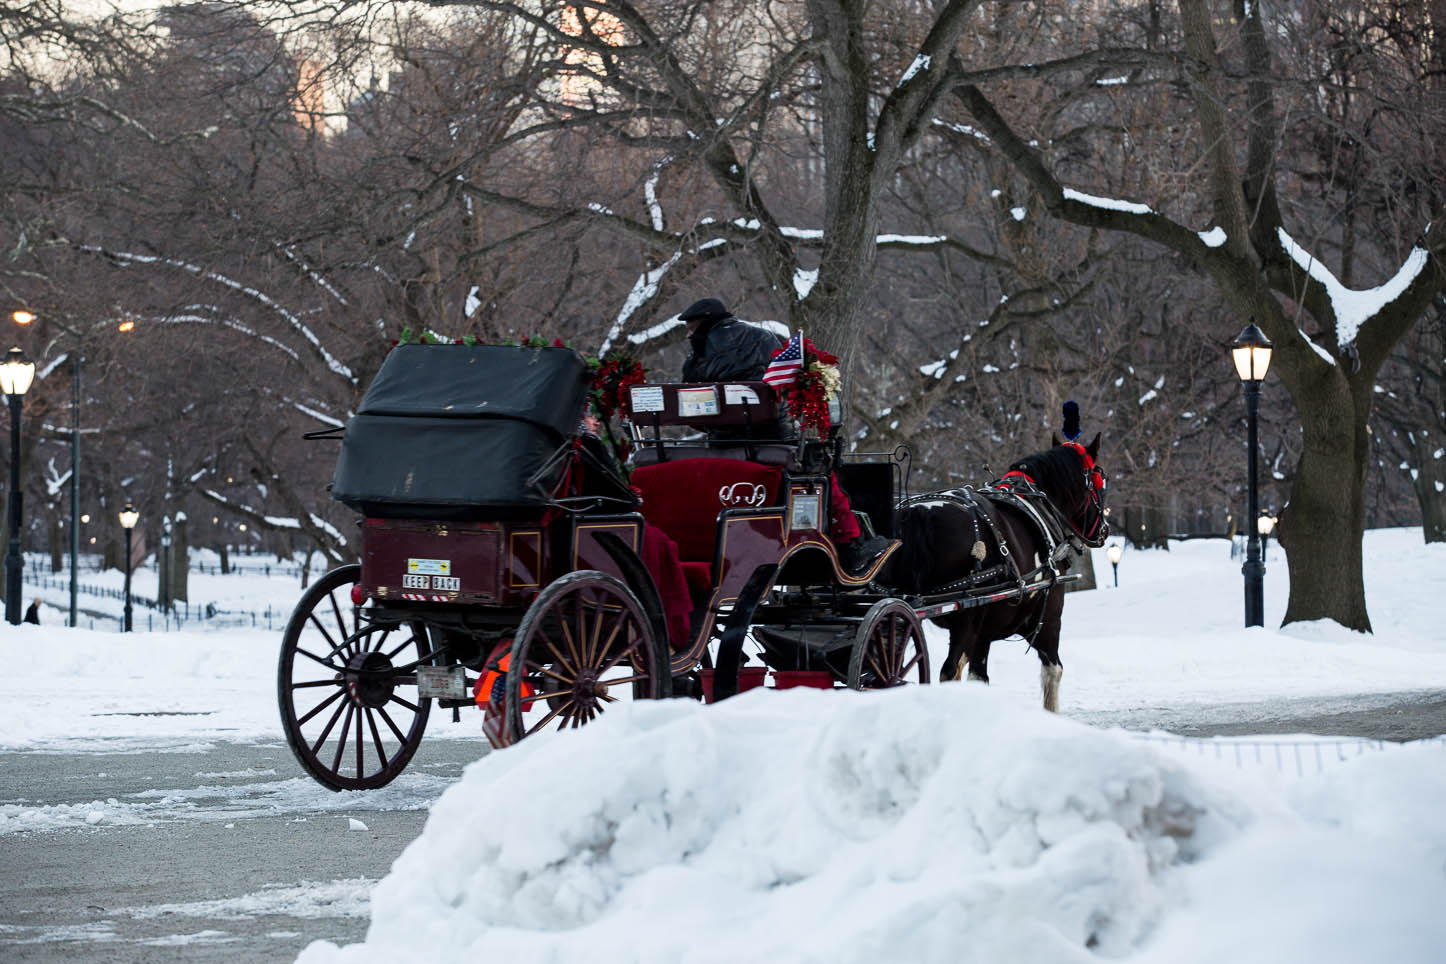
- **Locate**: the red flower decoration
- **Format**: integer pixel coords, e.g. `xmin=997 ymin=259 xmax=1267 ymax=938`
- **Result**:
xmin=777 ymin=337 xmax=839 ymax=436
xmin=591 ymin=354 xmax=647 ymax=420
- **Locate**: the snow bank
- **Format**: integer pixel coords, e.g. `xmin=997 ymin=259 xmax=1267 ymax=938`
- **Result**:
xmin=290 ymin=684 xmax=1446 ymax=964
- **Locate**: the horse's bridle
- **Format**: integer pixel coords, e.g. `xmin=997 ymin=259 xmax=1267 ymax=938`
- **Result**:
xmin=1060 ymin=442 xmax=1109 ymax=547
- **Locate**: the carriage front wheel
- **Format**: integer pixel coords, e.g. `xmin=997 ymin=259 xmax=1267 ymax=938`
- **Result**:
xmin=503 ymin=570 xmax=672 ymax=745
xmin=278 ymin=564 xmax=432 ymax=791
xmin=847 ymin=599 xmax=930 ymax=689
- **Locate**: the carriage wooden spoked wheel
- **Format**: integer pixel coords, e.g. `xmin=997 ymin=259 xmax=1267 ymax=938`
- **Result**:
xmin=278 ymin=564 xmax=432 ymax=791
xmin=501 ymin=571 xmax=671 ymax=746
xmin=847 ymin=599 xmax=930 ymax=689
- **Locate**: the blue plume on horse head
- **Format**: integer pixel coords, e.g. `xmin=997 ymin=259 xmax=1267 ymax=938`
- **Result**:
xmin=1061 ymin=400 xmax=1081 ymax=442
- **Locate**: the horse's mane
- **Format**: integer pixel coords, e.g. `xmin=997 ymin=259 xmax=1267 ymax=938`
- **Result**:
xmin=1003 ymin=445 xmax=1084 ymax=503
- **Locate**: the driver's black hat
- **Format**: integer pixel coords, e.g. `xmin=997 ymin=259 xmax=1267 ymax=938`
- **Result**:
xmin=678 ymin=298 xmax=731 ymax=323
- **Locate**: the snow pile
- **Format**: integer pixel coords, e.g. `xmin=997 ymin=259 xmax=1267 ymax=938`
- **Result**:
xmin=1134 ymin=741 xmax=1446 ymax=963
xmin=292 ymin=684 xmax=1445 ymax=964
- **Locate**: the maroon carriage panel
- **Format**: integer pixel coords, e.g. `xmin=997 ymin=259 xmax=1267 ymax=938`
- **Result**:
xmin=361 ymin=517 xmax=560 ymax=607
xmin=571 ymin=518 xmax=643 ymax=583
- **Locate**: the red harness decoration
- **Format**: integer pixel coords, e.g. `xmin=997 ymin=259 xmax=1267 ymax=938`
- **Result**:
xmin=1061 ymin=441 xmax=1106 ymax=491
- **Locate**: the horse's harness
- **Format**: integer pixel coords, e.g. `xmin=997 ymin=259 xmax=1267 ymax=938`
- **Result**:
xmin=897 ymin=443 xmax=1109 ymax=645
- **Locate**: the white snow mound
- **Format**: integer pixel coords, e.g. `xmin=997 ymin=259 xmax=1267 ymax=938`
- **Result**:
xmin=298 ymin=685 xmax=1269 ymax=963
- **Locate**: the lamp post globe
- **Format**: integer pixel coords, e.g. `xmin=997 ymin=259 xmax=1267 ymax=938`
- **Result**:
xmin=1257 ymin=513 xmax=1276 ymax=561
xmin=119 ymin=503 xmax=139 ymax=632
xmin=2 ymin=346 xmax=37 ymax=625
xmin=1106 ymin=541 xmax=1123 ymax=588
xmin=1231 ymin=321 xmax=1273 ymax=627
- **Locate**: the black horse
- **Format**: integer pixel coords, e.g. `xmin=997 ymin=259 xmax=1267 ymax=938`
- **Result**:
xmin=878 ymin=435 xmax=1108 ymax=712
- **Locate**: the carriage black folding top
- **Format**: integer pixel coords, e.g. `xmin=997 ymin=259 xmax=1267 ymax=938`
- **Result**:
xmin=331 ymin=345 xmax=588 ymax=518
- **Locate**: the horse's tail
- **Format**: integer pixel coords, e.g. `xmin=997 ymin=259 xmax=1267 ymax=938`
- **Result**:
xmin=892 ymin=503 xmax=938 ymax=594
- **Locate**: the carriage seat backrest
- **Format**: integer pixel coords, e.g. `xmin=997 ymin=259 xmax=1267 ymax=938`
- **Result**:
xmin=631 ymin=458 xmax=783 ymax=562
xmin=628 ymin=381 xmax=781 ymax=428
xmin=631 ymin=441 xmax=795 ymax=468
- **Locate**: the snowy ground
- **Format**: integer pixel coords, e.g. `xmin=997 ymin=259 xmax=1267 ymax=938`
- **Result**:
xmin=3 ymin=529 xmax=1445 ymax=962
xmin=8 ymin=530 xmax=1445 ymax=750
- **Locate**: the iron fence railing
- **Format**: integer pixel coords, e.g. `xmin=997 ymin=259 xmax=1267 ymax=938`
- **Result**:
xmin=21 ymin=562 xmax=288 ymax=633
xmin=1132 ymin=732 xmax=1445 ymax=777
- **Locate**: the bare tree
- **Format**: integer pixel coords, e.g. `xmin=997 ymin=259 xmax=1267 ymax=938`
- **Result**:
xmin=950 ymin=0 xmax=1446 ymax=630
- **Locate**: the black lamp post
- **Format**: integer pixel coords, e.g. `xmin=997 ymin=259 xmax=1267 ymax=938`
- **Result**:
xmin=69 ymin=349 xmax=80 ymax=627
xmin=2 ymin=346 xmax=37 ymax=624
xmin=1106 ymin=541 xmax=1123 ymax=588
xmin=119 ymin=502 xmax=139 ymax=632
xmin=13 ymin=309 xmax=95 ymax=627
xmin=1231 ymin=321 xmax=1274 ymax=627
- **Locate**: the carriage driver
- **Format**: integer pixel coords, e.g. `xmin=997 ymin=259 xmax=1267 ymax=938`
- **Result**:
xmin=677 ymin=297 xmax=892 ymax=576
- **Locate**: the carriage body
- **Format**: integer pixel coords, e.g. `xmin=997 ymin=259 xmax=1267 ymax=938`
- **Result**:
xmin=622 ymin=380 xmax=925 ymax=698
xmin=279 ymin=345 xmax=929 ymax=793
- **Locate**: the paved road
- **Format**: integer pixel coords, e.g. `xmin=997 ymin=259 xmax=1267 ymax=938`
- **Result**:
xmin=2 ymin=690 xmax=1443 ymax=962
xmin=1072 ymin=688 xmax=1446 ymax=742
xmin=0 ymin=737 xmax=491 ymax=962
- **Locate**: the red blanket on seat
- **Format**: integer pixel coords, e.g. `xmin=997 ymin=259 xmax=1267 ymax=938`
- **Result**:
xmin=639 ymin=524 xmax=692 ymax=651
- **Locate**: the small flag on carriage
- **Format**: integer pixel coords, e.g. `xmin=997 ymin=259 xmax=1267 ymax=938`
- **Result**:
xmin=763 ymin=330 xmax=805 ymax=390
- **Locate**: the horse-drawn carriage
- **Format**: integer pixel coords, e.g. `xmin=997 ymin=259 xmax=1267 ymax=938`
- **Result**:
xmin=279 ymin=343 xmax=1108 ymax=791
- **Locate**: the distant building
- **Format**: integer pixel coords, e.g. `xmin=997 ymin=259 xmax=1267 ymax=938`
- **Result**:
xmin=294 ymin=58 xmax=327 ymax=133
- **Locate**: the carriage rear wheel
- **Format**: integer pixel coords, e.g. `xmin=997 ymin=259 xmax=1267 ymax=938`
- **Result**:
xmin=278 ymin=564 xmax=432 ymax=790
xmin=847 ymin=599 xmax=930 ymax=689
xmin=503 ymin=571 xmax=671 ymax=745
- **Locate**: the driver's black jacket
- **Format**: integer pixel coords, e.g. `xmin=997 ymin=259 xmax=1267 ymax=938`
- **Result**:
xmin=681 ymin=318 xmax=784 ymax=383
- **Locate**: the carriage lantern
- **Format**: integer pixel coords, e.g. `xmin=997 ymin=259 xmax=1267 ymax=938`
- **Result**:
xmin=1 ymin=346 xmax=36 ymax=625
xmin=1230 ymin=322 xmax=1273 ymax=628
xmin=1106 ymin=541 xmax=1123 ymax=588
xmin=119 ymin=502 xmax=139 ymax=632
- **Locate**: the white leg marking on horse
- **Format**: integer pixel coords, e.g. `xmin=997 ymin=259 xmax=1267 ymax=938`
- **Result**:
xmin=947 ymin=661 xmax=965 ymax=682
xmin=967 ymin=670 xmax=987 ymax=683
xmin=1041 ymin=663 xmax=1062 ymax=713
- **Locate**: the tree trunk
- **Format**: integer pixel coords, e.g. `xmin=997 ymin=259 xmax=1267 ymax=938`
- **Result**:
xmin=800 ymin=0 xmax=879 ymax=370
xmin=1277 ymin=375 xmax=1372 ymax=631
xmin=1410 ymin=427 xmax=1446 ymax=543
xmin=157 ymin=522 xmax=170 ymax=610
xmin=49 ymin=518 xmax=63 ymax=573
xmin=1063 ymin=545 xmax=1097 ymax=593
xmin=169 ymin=515 xmax=189 ymax=602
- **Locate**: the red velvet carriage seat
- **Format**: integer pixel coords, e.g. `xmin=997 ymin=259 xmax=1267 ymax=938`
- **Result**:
xmin=631 ymin=457 xmax=783 ymax=595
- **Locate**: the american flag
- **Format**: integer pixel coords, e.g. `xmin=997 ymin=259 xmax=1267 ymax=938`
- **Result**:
xmin=762 ymin=330 xmax=804 ymax=390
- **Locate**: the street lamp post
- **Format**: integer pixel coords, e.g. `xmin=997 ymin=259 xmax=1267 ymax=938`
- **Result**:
xmin=119 ymin=502 xmax=139 ymax=632
xmin=2 ymin=347 xmax=37 ymax=624
xmin=12 ymin=309 xmax=90 ymax=627
xmin=1231 ymin=321 xmax=1274 ymax=628
xmin=69 ymin=350 xmax=80 ymax=627
xmin=1106 ymin=541 xmax=1123 ymax=588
